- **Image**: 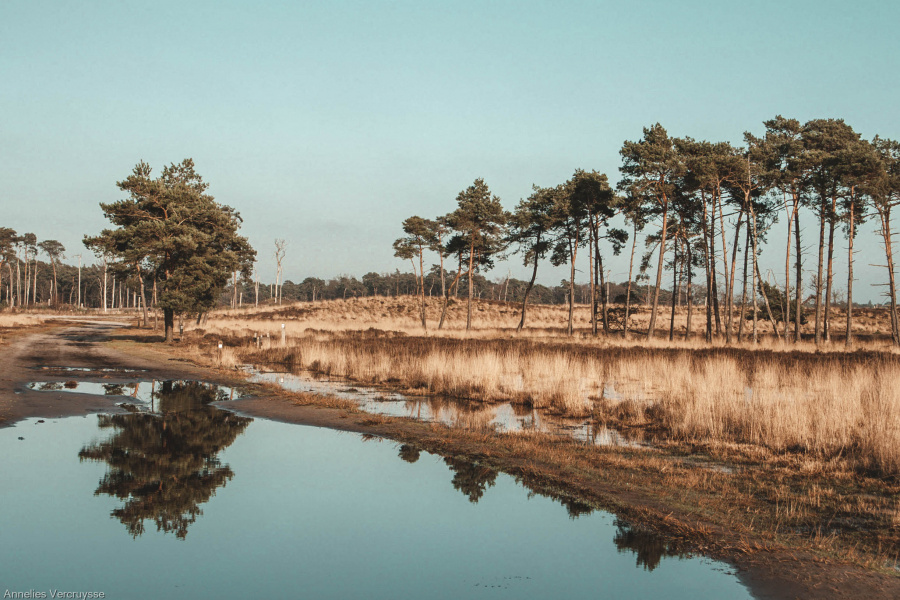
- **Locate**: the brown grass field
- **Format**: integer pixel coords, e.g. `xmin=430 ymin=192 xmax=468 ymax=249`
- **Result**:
xmin=180 ymin=296 xmax=900 ymax=477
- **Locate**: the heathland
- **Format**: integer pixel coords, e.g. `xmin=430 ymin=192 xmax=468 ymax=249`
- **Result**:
xmin=3 ymin=297 xmax=900 ymax=599
xmin=152 ymin=296 xmax=899 ymax=577
xmin=195 ymin=296 xmax=900 ymax=475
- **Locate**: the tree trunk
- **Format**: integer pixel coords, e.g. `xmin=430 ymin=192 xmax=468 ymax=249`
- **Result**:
xmin=50 ymin=259 xmax=57 ymax=306
xmin=440 ymin=257 xmax=464 ymax=330
xmin=593 ymin=223 xmax=609 ymax=334
xmin=756 ymin=255 xmax=780 ymax=341
xmin=738 ymin=225 xmax=750 ymax=342
xmin=164 ymin=308 xmax=175 ymax=343
xmin=668 ymin=234 xmax=679 ymax=341
xmin=823 ymin=194 xmax=837 ymax=342
xmin=814 ymin=198 xmax=826 ymax=346
xmin=598 ymin=249 xmax=609 ymax=335
xmin=418 ymin=248 xmax=426 ymax=329
xmin=878 ymin=206 xmax=900 ymax=346
xmin=794 ymin=196 xmax=803 ymax=343
xmin=466 ymin=239 xmax=475 ymax=331
xmin=138 ymin=267 xmax=149 ymax=328
xmin=685 ymin=238 xmax=693 ymax=340
xmin=439 ymin=247 xmax=446 ymax=300
xmin=750 ymin=207 xmax=759 ymax=344
xmin=517 ymin=235 xmax=541 ymax=333
xmin=567 ymin=237 xmax=578 ymax=337
xmin=701 ymin=193 xmax=712 ymax=342
xmin=648 ymin=200 xmax=669 ymax=338
xmin=783 ymin=192 xmax=793 ymax=340
xmin=588 ymin=221 xmax=597 ymax=336
xmin=23 ymin=254 xmax=29 ymax=306
xmin=846 ymin=193 xmax=855 ymax=348
xmin=717 ymin=193 xmax=733 ymax=341
xmin=709 ymin=194 xmax=722 ymax=336
xmin=624 ymin=221 xmax=638 ymax=337
xmin=724 ymin=209 xmax=745 ymax=344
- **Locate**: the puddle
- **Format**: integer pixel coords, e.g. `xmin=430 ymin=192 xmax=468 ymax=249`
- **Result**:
xmin=0 ymin=414 xmax=752 ymax=599
xmin=248 ymin=368 xmax=641 ymax=447
xmin=25 ymin=379 xmax=246 ymax=412
xmin=36 ymin=366 xmax=149 ymax=373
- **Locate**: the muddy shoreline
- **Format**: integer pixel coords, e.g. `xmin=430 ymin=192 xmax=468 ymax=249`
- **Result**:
xmin=2 ymin=320 xmax=898 ymax=600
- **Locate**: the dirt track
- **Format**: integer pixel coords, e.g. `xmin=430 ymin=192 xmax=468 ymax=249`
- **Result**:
xmin=0 ymin=319 xmax=205 ymax=426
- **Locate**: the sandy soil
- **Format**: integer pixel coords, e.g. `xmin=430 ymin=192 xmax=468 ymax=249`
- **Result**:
xmin=0 ymin=319 xmax=207 ymax=426
xmin=1 ymin=319 xmax=898 ymax=600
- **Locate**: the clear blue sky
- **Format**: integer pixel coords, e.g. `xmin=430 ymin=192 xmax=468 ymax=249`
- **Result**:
xmin=2 ymin=1 xmax=898 ymax=300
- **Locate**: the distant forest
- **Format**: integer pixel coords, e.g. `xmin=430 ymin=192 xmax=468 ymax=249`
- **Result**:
xmin=0 ymin=253 xmax=876 ymax=313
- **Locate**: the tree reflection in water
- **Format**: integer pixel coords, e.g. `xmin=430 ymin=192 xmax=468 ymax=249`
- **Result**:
xmin=397 ymin=445 xmax=684 ymax=571
xmin=79 ymin=380 xmax=252 ymax=540
xmin=613 ymin=519 xmax=687 ymax=571
xmin=398 ymin=444 xmax=420 ymax=463
xmin=443 ymin=457 xmax=498 ymax=503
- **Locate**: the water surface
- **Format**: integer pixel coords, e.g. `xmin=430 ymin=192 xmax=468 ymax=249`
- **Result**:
xmin=249 ymin=369 xmax=641 ymax=447
xmin=0 ymin=387 xmax=752 ymax=599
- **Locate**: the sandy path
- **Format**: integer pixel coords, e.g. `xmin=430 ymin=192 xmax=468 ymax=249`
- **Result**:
xmin=0 ymin=319 xmax=202 ymax=426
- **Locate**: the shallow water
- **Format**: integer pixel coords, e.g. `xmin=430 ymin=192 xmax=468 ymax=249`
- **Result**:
xmin=249 ymin=368 xmax=640 ymax=446
xmin=0 ymin=394 xmax=753 ymax=599
xmin=25 ymin=379 xmax=245 ymax=411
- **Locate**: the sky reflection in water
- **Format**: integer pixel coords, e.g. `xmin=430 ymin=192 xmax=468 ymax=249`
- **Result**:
xmin=0 ymin=385 xmax=751 ymax=599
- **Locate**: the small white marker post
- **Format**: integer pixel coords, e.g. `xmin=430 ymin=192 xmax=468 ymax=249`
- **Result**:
xmin=218 ymin=341 xmax=223 ymax=362
xmin=281 ymin=323 xmax=286 ymax=346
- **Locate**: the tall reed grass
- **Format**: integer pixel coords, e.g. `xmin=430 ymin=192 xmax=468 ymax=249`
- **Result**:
xmin=237 ymin=333 xmax=900 ymax=475
xmin=183 ymin=297 xmax=900 ymax=475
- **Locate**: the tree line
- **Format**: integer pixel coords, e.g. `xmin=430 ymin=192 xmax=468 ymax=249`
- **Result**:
xmin=226 ymin=269 xmax=668 ymax=307
xmin=0 ymin=230 xmax=176 ymax=312
xmin=394 ymin=117 xmax=900 ymax=346
xmin=0 ymin=230 xmax=70 ymax=308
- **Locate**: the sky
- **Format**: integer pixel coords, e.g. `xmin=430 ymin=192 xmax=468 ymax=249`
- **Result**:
xmin=2 ymin=0 xmax=899 ymax=301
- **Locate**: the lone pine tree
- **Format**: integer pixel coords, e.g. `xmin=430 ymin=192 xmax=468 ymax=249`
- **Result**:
xmin=85 ymin=159 xmax=255 ymax=342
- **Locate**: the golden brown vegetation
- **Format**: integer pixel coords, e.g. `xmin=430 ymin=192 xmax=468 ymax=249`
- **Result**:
xmin=0 ymin=314 xmax=49 ymax=345
xmin=180 ymin=296 xmax=900 ymax=477
xmin=0 ymin=314 xmax=47 ymax=328
xmin=206 ymin=294 xmax=899 ymax=345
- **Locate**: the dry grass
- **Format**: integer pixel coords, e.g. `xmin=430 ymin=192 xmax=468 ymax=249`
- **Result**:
xmin=234 ymin=335 xmax=900 ymax=474
xmin=0 ymin=313 xmax=49 ymax=345
xmin=203 ymin=295 xmax=900 ymax=352
xmin=178 ymin=297 xmax=900 ymax=476
xmin=0 ymin=314 xmax=47 ymax=328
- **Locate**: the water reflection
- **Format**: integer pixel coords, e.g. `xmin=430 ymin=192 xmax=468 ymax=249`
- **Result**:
xmin=396 ymin=445 xmax=680 ymax=571
xmin=614 ymin=520 xmax=689 ymax=571
xmin=78 ymin=381 xmax=252 ymax=539
xmin=252 ymin=369 xmax=641 ymax=447
xmin=26 ymin=379 xmax=244 ymax=409
xmin=398 ymin=444 xmax=420 ymax=463
xmin=443 ymin=457 xmax=498 ymax=503
xmin=1 ymin=416 xmax=752 ymax=597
